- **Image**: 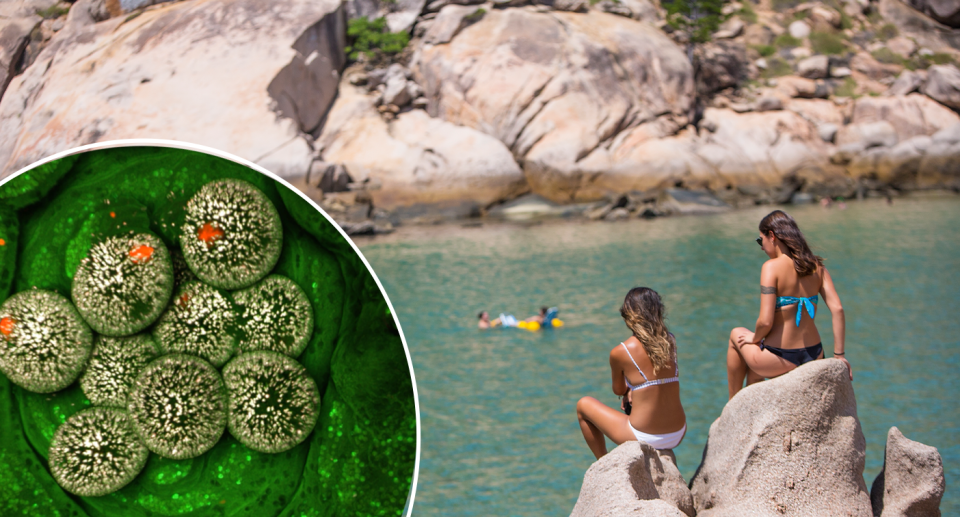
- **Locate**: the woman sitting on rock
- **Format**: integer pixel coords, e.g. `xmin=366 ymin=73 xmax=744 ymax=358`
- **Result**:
xmin=576 ymin=287 xmax=686 ymax=459
xmin=727 ymin=209 xmax=851 ymax=400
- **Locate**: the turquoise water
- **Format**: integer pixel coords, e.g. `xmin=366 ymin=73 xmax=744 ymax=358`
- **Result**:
xmin=360 ymin=196 xmax=960 ymax=516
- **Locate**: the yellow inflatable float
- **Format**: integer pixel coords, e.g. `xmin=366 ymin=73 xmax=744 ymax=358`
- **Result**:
xmin=516 ymin=319 xmax=564 ymax=331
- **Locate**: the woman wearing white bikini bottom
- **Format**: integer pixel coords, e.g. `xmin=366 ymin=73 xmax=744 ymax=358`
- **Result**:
xmin=576 ymin=287 xmax=686 ymax=459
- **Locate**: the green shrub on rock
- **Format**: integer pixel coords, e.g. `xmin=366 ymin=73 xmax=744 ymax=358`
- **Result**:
xmin=345 ymin=17 xmax=410 ymax=62
xmin=761 ymin=57 xmax=793 ymax=78
xmin=877 ymin=23 xmax=898 ymax=41
xmin=775 ymin=33 xmax=802 ymax=49
xmin=810 ymin=31 xmax=847 ymax=55
xmin=871 ymin=47 xmax=905 ymax=65
xmin=751 ymin=44 xmax=776 ymax=57
xmin=835 ymin=77 xmax=858 ymax=97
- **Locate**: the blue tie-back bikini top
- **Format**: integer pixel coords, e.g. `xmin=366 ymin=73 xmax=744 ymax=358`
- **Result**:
xmin=776 ymin=295 xmax=818 ymax=326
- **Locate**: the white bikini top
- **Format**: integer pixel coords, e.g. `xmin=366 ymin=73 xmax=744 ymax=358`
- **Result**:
xmin=621 ymin=342 xmax=679 ymax=391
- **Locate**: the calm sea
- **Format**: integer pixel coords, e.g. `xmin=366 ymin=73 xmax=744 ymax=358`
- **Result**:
xmin=360 ymin=195 xmax=960 ymax=516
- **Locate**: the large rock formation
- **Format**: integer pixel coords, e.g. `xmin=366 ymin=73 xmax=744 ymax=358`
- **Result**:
xmin=848 ymin=94 xmax=960 ymax=144
xmin=570 ymin=441 xmax=694 ymax=517
xmin=413 ymin=8 xmax=695 ymax=203
xmin=0 ymin=0 xmax=345 ymax=179
xmin=870 ymin=427 xmax=945 ymax=517
xmin=577 ymin=107 xmax=840 ymax=196
xmin=689 ymin=360 xmax=873 ymax=516
xmin=316 ymin=72 xmax=527 ymax=211
xmin=0 ymin=0 xmax=60 ymax=98
xmin=922 ymin=65 xmax=960 ymax=111
xmin=902 ymin=0 xmax=960 ymax=28
xmin=1 ymin=0 xmax=959 ymax=224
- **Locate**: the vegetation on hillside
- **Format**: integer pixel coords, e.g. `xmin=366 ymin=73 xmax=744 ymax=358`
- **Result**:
xmin=345 ymin=17 xmax=410 ymax=62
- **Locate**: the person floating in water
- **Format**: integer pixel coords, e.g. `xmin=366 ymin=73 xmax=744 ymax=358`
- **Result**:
xmin=727 ymin=210 xmax=850 ymax=401
xmin=576 ymin=288 xmax=686 ymax=458
xmin=477 ymin=311 xmax=502 ymax=329
xmin=525 ymin=307 xmax=550 ymax=324
xmin=477 ymin=307 xmax=562 ymax=330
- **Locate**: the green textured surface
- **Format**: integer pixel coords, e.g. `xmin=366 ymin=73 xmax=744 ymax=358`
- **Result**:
xmin=0 ymin=154 xmax=79 ymax=210
xmin=0 ymin=147 xmax=416 ymax=516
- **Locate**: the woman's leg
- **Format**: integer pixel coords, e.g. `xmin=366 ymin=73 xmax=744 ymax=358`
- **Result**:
xmin=727 ymin=328 xmax=751 ymax=399
xmin=576 ymin=396 xmax=636 ymax=460
xmin=728 ymin=328 xmax=796 ymax=399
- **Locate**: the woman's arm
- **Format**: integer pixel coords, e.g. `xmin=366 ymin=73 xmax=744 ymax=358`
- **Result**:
xmin=609 ymin=349 xmax=632 ymax=412
xmin=819 ymin=266 xmax=851 ymax=379
xmin=739 ymin=260 xmax=778 ymax=345
xmin=609 ymin=349 xmax=628 ymax=397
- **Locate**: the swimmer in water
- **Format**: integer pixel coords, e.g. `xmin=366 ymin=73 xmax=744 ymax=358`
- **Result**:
xmin=477 ymin=311 xmax=502 ymax=329
xmin=524 ymin=306 xmax=549 ymax=324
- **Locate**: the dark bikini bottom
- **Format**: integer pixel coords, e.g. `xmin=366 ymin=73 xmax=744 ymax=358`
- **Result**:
xmin=759 ymin=342 xmax=823 ymax=367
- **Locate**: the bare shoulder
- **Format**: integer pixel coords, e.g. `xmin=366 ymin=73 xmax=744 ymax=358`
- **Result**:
xmin=760 ymin=258 xmax=779 ymax=273
xmin=612 ymin=337 xmax=639 ymax=357
xmin=609 ymin=341 xmax=625 ymax=361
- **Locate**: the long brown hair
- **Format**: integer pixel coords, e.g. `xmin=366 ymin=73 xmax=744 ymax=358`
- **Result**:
xmin=620 ymin=287 xmax=675 ymax=374
xmin=759 ymin=210 xmax=823 ymax=276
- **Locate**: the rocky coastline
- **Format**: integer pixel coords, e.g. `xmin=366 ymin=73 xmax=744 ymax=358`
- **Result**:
xmin=570 ymin=360 xmax=946 ymax=516
xmin=1 ymin=0 xmax=959 ymax=234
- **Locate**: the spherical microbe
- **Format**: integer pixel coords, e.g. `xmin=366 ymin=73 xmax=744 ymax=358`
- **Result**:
xmin=152 ymin=281 xmax=238 ymax=367
xmin=233 ymin=275 xmax=314 ymax=357
xmin=48 ymin=407 xmax=149 ymax=497
xmin=222 ymin=351 xmax=320 ymax=453
xmin=128 ymin=354 xmax=227 ymax=460
xmin=0 ymin=289 xmax=93 ymax=393
xmin=180 ymin=179 xmax=282 ymax=290
xmin=72 ymin=233 xmax=174 ymax=336
xmin=79 ymin=334 xmax=159 ymax=407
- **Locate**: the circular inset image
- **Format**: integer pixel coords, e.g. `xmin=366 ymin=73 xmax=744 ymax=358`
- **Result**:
xmin=0 ymin=142 xmax=419 ymax=517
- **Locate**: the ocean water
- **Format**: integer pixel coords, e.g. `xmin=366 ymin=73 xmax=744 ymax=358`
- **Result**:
xmin=360 ymin=195 xmax=960 ymax=516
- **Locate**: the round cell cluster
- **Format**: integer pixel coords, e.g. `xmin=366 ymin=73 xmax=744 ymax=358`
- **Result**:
xmin=79 ymin=334 xmax=159 ymax=407
xmin=48 ymin=407 xmax=149 ymax=497
xmin=152 ymin=281 xmax=238 ymax=368
xmin=3 ymin=176 xmax=331 ymax=500
xmin=180 ymin=179 xmax=282 ymax=290
xmin=0 ymin=290 xmax=93 ymax=393
xmin=233 ymin=275 xmax=314 ymax=357
xmin=128 ymin=354 xmax=227 ymax=460
xmin=72 ymin=233 xmax=174 ymax=336
xmin=222 ymin=351 xmax=320 ymax=454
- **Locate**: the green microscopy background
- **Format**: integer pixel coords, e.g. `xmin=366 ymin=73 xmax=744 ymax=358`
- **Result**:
xmin=0 ymin=147 xmax=417 ymax=517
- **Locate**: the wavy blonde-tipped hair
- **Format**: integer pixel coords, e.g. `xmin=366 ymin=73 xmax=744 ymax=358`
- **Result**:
xmin=620 ymin=287 xmax=675 ymax=374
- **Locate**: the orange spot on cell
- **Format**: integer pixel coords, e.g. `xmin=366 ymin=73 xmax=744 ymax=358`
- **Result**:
xmin=129 ymin=245 xmax=154 ymax=264
xmin=0 ymin=239 xmax=6 ymax=246
xmin=178 ymin=293 xmax=191 ymax=308
xmin=0 ymin=317 xmax=15 ymax=336
xmin=110 ymin=212 xmax=116 ymax=218
xmin=220 ymin=500 xmax=226 ymax=505
xmin=198 ymin=223 xmax=224 ymax=247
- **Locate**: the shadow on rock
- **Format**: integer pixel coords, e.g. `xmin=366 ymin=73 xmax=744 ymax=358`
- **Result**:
xmin=570 ymin=441 xmax=695 ymax=517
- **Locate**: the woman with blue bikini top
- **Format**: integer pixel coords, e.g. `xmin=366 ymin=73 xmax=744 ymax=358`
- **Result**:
xmin=727 ymin=210 xmax=851 ymax=400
